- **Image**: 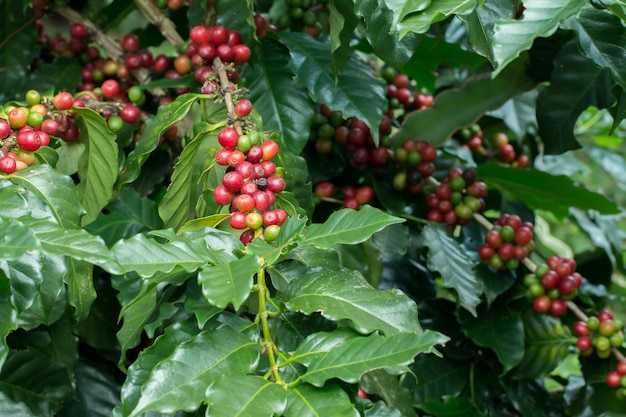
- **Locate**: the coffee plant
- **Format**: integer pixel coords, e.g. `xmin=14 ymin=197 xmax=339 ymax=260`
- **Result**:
xmin=2 ymin=0 xmax=626 ymax=416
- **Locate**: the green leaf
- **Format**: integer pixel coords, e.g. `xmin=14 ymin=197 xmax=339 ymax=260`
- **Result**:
xmin=355 ymin=0 xmax=420 ymax=68
xmin=36 ymin=227 xmax=118 ymax=271
xmin=0 ymin=350 xmax=74 ymax=417
xmin=365 ymin=401 xmax=403 ymax=417
xmin=5 ymin=164 xmax=84 ymax=229
xmin=460 ymin=1 xmax=517 ymax=64
xmin=395 ymin=0 xmax=477 ymax=37
xmin=491 ymin=0 xmax=586 ymax=76
xmin=279 ymin=32 xmax=387 ymax=146
xmin=0 ymin=218 xmax=38 ymax=260
xmin=117 ymin=94 xmax=201 ymax=188
xmin=294 ymin=329 xmax=448 ymax=387
xmin=460 ymin=303 xmax=524 ymax=375
xmin=302 ymin=205 xmax=405 ymax=249
xmin=284 ymin=268 xmax=421 ymax=336
xmin=361 ymin=369 xmax=418 ymax=417
xmin=536 ymin=39 xmax=613 ymax=155
xmin=423 ymin=224 xmax=483 ymax=316
xmin=116 ymin=286 xmax=158 ymax=361
xmin=404 ymin=355 xmax=469 ymax=406
xmin=198 ymin=254 xmax=261 ymax=310
xmin=126 ymin=325 xmax=259 ymax=417
xmin=242 ymin=38 xmax=314 ymax=155
xmin=392 ymin=60 xmax=535 ymax=146
xmin=562 ymin=5 xmax=626 ymax=91
xmin=329 ymin=0 xmax=359 ymax=74
xmin=383 ymin=0 xmax=431 ymax=29
xmin=0 ymin=273 xmax=17 ymax=369
xmin=28 ymin=58 xmax=82 ymax=96
xmin=510 ymin=309 xmax=576 ymax=380
xmin=215 ymin=0 xmax=256 ymax=48
xmin=205 ymin=375 xmax=287 ymax=417
xmin=371 ymin=223 xmax=410 ymax=257
xmin=158 ymin=131 xmax=212 ymax=230
xmin=284 ymin=383 xmax=359 ymax=417
xmin=419 ymin=396 xmax=485 ymax=417
xmin=64 ymin=259 xmax=96 ymax=323
xmin=477 ymin=163 xmax=619 ymax=218
xmin=0 ymin=390 xmax=37 ymax=416
xmin=73 ymin=107 xmax=119 ymax=226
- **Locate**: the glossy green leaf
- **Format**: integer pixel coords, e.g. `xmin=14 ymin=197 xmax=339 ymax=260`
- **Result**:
xmin=404 ymin=355 xmax=469 ymax=406
xmin=536 ymin=39 xmax=613 ymax=154
xmin=5 ymin=164 xmax=84 ymax=229
xmin=500 ymin=378 xmax=554 ymax=417
xmin=0 ymin=218 xmax=38 ymax=260
xmin=302 ymin=205 xmax=404 ymax=249
xmin=117 ymin=94 xmax=201 ymax=188
xmin=279 ymin=32 xmax=387 ymax=146
xmin=511 ymin=310 xmax=576 ymax=380
xmin=36 ymin=227 xmax=118 ymax=271
xmin=117 ymin=320 xmax=200 ymax=417
xmin=460 ymin=1 xmax=517 ymax=64
xmin=205 ymin=375 xmax=287 ymax=417
xmin=423 ymin=224 xmax=483 ymax=316
xmin=73 ymin=107 xmax=119 ymax=227
xmin=126 ymin=326 xmax=259 ymax=417
xmin=392 ymin=60 xmax=535 ymax=145
xmin=285 ymin=268 xmax=421 ymax=336
xmin=198 ymin=254 xmax=261 ymax=310
xmin=242 ymin=38 xmax=314 ymax=155
xmin=395 ymin=0 xmax=477 ymax=37
xmin=419 ymin=396 xmax=485 ymax=417
xmin=0 ymin=350 xmax=74 ymax=417
xmin=215 ymin=0 xmax=256 ymax=48
xmin=0 ymin=272 xmax=17 ymax=370
xmin=64 ymin=258 xmax=96 ymax=323
xmin=284 ymin=383 xmax=359 ymax=417
xmin=477 ymin=163 xmax=619 ymax=218
xmin=383 ymin=0 xmax=431 ymax=28
xmin=371 ymin=223 xmax=410 ymax=257
xmin=365 ymin=402 xmax=403 ymax=417
xmin=461 ymin=303 xmax=524 ymax=375
xmin=361 ymin=369 xmax=418 ymax=417
xmin=355 ymin=0 xmax=420 ymax=68
xmin=86 ymin=187 xmax=163 ymax=246
xmin=329 ymin=0 xmax=359 ymax=74
xmin=28 ymin=58 xmax=82 ymax=99
xmin=294 ymin=328 xmax=448 ymax=387
xmin=562 ymin=6 xmax=626 ymax=91
xmin=0 ymin=391 xmax=37 ymax=416
xmin=491 ymin=0 xmax=586 ymax=76
xmin=116 ymin=286 xmax=158 ymax=361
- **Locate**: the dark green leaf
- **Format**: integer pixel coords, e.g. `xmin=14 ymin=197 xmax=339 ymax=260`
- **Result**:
xmin=0 ymin=391 xmax=36 ymax=416
xmin=64 ymin=259 xmax=96 ymax=323
xmin=477 ymin=163 xmax=619 ymax=218
xmin=395 ymin=0 xmax=477 ymax=37
xmin=423 ymin=224 xmax=483 ymax=316
xmin=116 ymin=286 xmax=157 ymax=361
xmin=563 ymin=6 xmax=626 ymax=90
xmin=460 ymin=303 xmax=524 ymax=375
xmin=242 ymin=38 xmax=314 ymax=155
xmin=215 ymin=0 xmax=256 ymax=48
xmin=0 ymin=350 xmax=74 ymax=417
xmin=355 ymin=1 xmax=420 ymax=68
xmin=371 ymin=223 xmax=410 ymax=257
xmin=302 ymin=205 xmax=405 ymax=249
xmin=73 ymin=108 xmax=119 ymax=226
xmin=419 ymin=396 xmax=485 ymax=417
xmin=536 ymin=39 xmax=613 ymax=154
xmin=285 ymin=268 xmax=422 ymax=336
xmin=491 ymin=0 xmax=586 ymax=76
xmin=460 ymin=1 xmax=517 ymax=64
xmin=279 ymin=32 xmax=387 ymax=146
xmin=404 ymin=355 xmax=469 ymax=406
xmin=510 ymin=310 xmax=576 ymax=380
xmin=118 ymin=94 xmax=201 ymax=188
xmin=0 ymin=272 xmax=17 ymax=369
xmin=36 ymin=227 xmax=118 ymax=271
xmin=205 ymin=375 xmax=287 ymax=417
xmin=125 ymin=326 xmax=259 ymax=417
xmin=0 ymin=218 xmax=38 ymax=260
xmin=284 ymin=383 xmax=359 ymax=417
xmin=364 ymin=401 xmax=403 ymax=417
xmin=329 ymin=0 xmax=359 ymax=74
xmin=198 ymin=254 xmax=261 ymax=310
xmin=500 ymin=378 xmax=554 ymax=417
xmin=392 ymin=60 xmax=535 ymax=146
xmin=361 ymin=369 xmax=418 ymax=417
xmin=294 ymin=328 xmax=448 ymax=387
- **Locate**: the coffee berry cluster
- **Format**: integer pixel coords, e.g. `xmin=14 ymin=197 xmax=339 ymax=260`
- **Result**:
xmin=392 ymin=139 xmax=438 ymax=193
xmin=478 ymin=214 xmax=535 ymax=271
xmin=314 ymin=182 xmax=374 ymax=210
xmin=424 ymin=167 xmax=487 ymax=228
xmin=574 ymin=309 xmax=624 ymax=359
xmin=522 ymin=256 xmax=583 ymax=316
xmin=212 ymin=101 xmax=287 ymax=245
xmin=606 ymin=361 xmax=626 ymax=397
xmin=380 ymin=66 xmax=433 ymax=112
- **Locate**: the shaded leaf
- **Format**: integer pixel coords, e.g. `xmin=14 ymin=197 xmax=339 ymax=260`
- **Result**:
xmin=116 ymin=286 xmax=158 ymax=361
xmin=198 ymin=254 xmax=261 ymax=310
xmin=0 ymin=272 xmax=17 ymax=369
xmin=126 ymin=325 xmax=259 ymax=417
xmin=477 ymin=163 xmax=619 ymax=218
xmin=284 ymin=268 xmax=421 ymax=336
xmin=423 ymin=224 xmax=483 ymax=316
xmin=294 ymin=328 xmax=448 ymax=387
xmin=491 ymin=0 xmax=586 ymax=76
xmin=404 ymin=355 xmax=469 ymax=406
xmin=284 ymin=383 xmax=359 ymax=417
xmin=395 ymin=0 xmax=477 ymax=37
xmin=361 ymin=369 xmax=418 ymax=417
xmin=329 ymin=0 xmax=359 ymax=74
xmin=419 ymin=396 xmax=485 ymax=417
xmin=460 ymin=1 xmax=517 ymax=64
xmin=205 ymin=375 xmax=287 ymax=417
xmin=302 ymin=205 xmax=405 ymax=249
xmin=242 ymin=38 xmax=314 ymax=155
xmin=279 ymin=32 xmax=387 ymax=145
xmin=74 ymin=107 xmax=119 ymax=226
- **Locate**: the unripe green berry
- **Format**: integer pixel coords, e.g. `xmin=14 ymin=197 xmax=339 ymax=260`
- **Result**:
xmin=587 ymin=316 xmax=600 ymax=331
xmin=450 ymin=176 xmax=466 ymax=192
xmin=500 ymin=225 xmax=515 ymax=242
xmin=523 ymin=273 xmax=539 ymax=287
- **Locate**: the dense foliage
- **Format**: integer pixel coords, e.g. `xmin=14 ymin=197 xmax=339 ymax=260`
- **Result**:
xmin=2 ymin=0 xmax=626 ymax=416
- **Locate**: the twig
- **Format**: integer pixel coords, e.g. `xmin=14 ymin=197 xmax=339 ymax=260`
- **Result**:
xmin=133 ymin=0 xmax=184 ymax=46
